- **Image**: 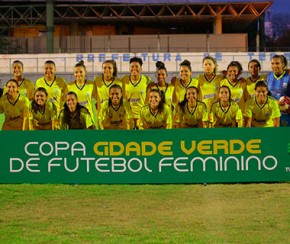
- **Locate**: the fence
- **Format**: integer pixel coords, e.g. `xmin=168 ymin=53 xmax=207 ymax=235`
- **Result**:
xmin=0 ymin=34 xmax=248 ymax=54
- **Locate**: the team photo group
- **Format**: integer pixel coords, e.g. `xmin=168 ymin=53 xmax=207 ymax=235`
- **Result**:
xmin=0 ymin=54 xmax=290 ymax=130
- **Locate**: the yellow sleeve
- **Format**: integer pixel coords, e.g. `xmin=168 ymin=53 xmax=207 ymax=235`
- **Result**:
xmin=28 ymin=80 xmax=35 ymax=101
xmin=98 ymin=102 xmax=107 ymax=130
xmin=271 ymin=99 xmax=281 ymax=119
xmin=202 ymin=103 xmax=209 ymax=122
xmin=138 ymin=107 xmax=145 ymax=130
xmin=244 ymin=100 xmax=252 ymax=118
xmin=236 ymin=108 xmax=243 ymax=127
xmin=0 ymin=96 xmax=4 ymax=113
xmin=84 ymin=112 xmax=94 ymax=129
xmin=165 ymin=106 xmax=172 ymax=129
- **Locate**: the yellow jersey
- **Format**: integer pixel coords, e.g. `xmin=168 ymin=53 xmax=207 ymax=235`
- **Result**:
xmin=0 ymin=94 xmax=30 ymax=130
xmin=94 ymin=75 xmax=123 ymax=109
xmin=35 ymin=76 xmax=67 ymax=116
xmin=244 ymin=96 xmax=281 ymax=127
xmin=196 ymin=74 xmax=222 ymax=114
xmin=122 ymin=75 xmax=151 ymax=119
xmin=146 ymin=82 xmax=174 ymax=108
xmin=98 ymin=99 xmax=133 ymax=130
xmin=245 ymin=74 xmax=267 ymax=100
xmin=220 ymin=78 xmax=247 ymax=112
xmin=174 ymin=100 xmax=208 ymax=128
xmin=172 ymin=78 xmax=199 ymax=105
xmin=58 ymin=107 xmax=94 ymax=130
xmin=30 ymin=101 xmax=57 ymax=130
xmin=66 ymin=80 xmax=97 ymax=122
xmin=209 ymin=100 xmax=243 ymax=128
xmin=139 ymin=104 xmax=172 ymax=129
xmin=3 ymin=78 xmax=34 ymax=100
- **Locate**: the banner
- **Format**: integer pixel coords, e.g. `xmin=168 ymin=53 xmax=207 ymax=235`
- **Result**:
xmin=1 ymin=127 xmax=290 ymax=184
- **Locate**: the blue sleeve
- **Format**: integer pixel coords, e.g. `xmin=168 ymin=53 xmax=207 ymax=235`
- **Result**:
xmin=282 ymin=75 xmax=290 ymax=97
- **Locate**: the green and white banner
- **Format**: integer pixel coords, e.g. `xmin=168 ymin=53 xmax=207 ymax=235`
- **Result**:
xmin=1 ymin=128 xmax=290 ymax=184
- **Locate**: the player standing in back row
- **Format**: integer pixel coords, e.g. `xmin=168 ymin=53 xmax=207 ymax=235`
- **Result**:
xmin=35 ymin=60 xmax=67 ymax=117
xmin=121 ymin=57 xmax=151 ymax=129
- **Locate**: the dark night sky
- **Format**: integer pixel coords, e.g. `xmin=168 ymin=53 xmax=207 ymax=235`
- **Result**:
xmin=266 ymin=0 xmax=289 ymax=14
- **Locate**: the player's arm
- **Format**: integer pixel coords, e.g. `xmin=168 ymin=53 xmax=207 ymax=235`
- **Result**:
xmin=127 ymin=117 xmax=134 ymax=130
xmin=236 ymin=108 xmax=244 ymax=127
xmin=273 ymin=117 xmax=280 ymax=127
xmin=22 ymin=98 xmax=30 ymax=130
xmin=28 ymin=80 xmax=35 ymax=100
xmin=165 ymin=107 xmax=172 ymax=129
xmin=201 ymin=103 xmax=209 ymax=128
xmin=98 ymin=104 xmax=105 ymax=130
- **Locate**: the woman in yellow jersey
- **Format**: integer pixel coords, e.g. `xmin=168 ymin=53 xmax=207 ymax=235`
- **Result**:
xmin=172 ymin=60 xmax=199 ymax=106
xmin=35 ymin=60 xmax=67 ymax=117
xmin=0 ymin=79 xmax=30 ymax=130
xmin=58 ymin=91 xmax=95 ymax=130
xmin=220 ymin=61 xmax=248 ymax=112
xmin=146 ymin=61 xmax=174 ymax=109
xmin=122 ymin=57 xmax=151 ymax=129
xmin=209 ymin=86 xmax=243 ymax=128
xmin=66 ymin=60 xmax=97 ymax=125
xmin=196 ymin=56 xmax=223 ymax=114
xmin=139 ymin=89 xmax=172 ymax=129
xmin=3 ymin=60 xmax=34 ymax=101
xmin=174 ymin=86 xmax=208 ymax=128
xmin=98 ymin=84 xmax=133 ymax=130
xmin=94 ymin=59 xmax=123 ymax=110
xmin=244 ymin=81 xmax=280 ymax=127
xmin=29 ymin=87 xmax=57 ymax=130
xmin=245 ymin=59 xmax=267 ymax=100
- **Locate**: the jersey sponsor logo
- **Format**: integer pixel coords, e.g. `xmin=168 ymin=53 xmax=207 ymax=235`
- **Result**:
xmin=79 ymin=101 xmax=88 ymax=106
xmin=203 ymin=93 xmax=215 ymax=99
xmin=129 ymin=98 xmax=141 ymax=103
xmin=10 ymin=115 xmax=21 ymax=121
xmin=111 ymin=120 xmax=123 ymax=125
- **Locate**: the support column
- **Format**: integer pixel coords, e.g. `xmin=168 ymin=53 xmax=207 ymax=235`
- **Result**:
xmin=259 ymin=13 xmax=266 ymax=52
xmin=213 ymin=14 xmax=222 ymax=34
xmin=46 ymin=0 xmax=54 ymax=53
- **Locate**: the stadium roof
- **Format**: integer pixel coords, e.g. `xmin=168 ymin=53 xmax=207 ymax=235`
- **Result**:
xmin=0 ymin=1 xmax=272 ymax=34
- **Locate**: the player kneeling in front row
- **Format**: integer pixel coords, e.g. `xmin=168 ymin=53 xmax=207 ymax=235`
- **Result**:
xmin=209 ymin=86 xmax=243 ymax=128
xmin=174 ymin=86 xmax=208 ymax=128
xmin=138 ymin=89 xmax=172 ymax=129
xmin=244 ymin=81 xmax=281 ymax=127
xmin=98 ymin=84 xmax=134 ymax=130
xmin=29 ymin=87 xmax=57 ymax=130
xmin=58 ymin=91 xmax=95 ymax=130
